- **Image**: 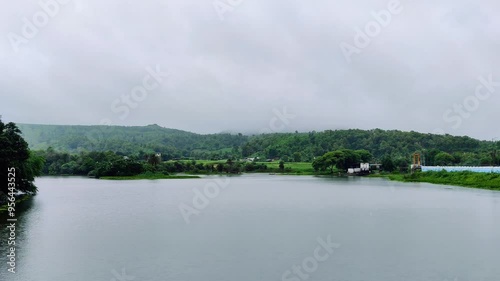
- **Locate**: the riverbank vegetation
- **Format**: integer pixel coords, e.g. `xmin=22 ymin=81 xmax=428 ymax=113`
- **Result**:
xmin=386 ymin=170 xmax=500 ymax=190
xmin=31 ymin=148 xmax=318 ymax=177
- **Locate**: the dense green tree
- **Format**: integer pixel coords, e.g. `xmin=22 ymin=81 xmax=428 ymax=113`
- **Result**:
xmin=337 ymin=149 xmax=361 ymax=170
xmin=292 ymin=152 xmax=302 ymax=162
xmin=147 ymin=154 xmax=161 ymax=168
xmin=451 ymin=152 xmax=463 ymax=165
xmin=434 ymin=152 xmax=454 ymax=166
xmin=461 ymin=153 xmax=481 ymax=166
xmin=216 ymin=163 xmax=224 ymax=173
xmin=423 ymin=149 xmax=441 ymax=166
xmin=0 ymin=119 xmax=44 ymax=197
xmin=313 ymin=151 xmax=342 ymax=173
xmin=279 ymin=160 xmax=285 ymax=171
xmin=480 ymin=155 xmax=493 ymax=166
xmin=312 ymin=149 xmax=363 ymax=173
xmin=355 ymin=149 xmax=373 ymax=162
xmin=381 ymin=156 xmax=396 ymax=172
xmin=393 ymin=157 xmax=410 ymax=173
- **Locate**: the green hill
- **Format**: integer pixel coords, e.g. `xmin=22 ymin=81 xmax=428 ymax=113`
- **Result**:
xmin=17 ymin=123 xmax=247 ymax=160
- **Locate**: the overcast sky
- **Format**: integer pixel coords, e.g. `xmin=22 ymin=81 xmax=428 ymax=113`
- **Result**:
xmin=1 ymin=0 xmax=499 ymax=140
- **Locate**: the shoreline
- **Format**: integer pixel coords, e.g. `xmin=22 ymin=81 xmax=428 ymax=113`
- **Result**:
xmin=99 ymin=173 xmax=201 ymax=180
xmin=28 ymin=170 xmax=500 ymax=190
xmin=0 ymin=194 xmax=33 ymax=215
xmin=372 ymin=171 xmax=500 ymax=191
xmin=3 ymin=171 xmax=499 ymax=212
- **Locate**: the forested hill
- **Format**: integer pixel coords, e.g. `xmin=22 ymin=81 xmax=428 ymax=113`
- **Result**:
xmin=18 ymin=124 xmax=496 ymax=164
xmin=17 ymin=123 xmax=248 ymax=160
xmin=242 ymin=129 xmax=495 ymax=164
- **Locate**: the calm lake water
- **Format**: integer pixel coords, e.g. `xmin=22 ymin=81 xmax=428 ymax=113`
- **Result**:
xmin=1 ymin=175 xmax=500 ymax=281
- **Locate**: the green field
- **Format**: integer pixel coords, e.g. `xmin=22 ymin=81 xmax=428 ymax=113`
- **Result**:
xmin=255 ymin=162 xmax=315 ymax=174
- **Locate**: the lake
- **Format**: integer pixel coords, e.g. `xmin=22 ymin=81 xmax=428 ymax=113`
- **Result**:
xmin=1 ymin=175 xmax=499 ymax=281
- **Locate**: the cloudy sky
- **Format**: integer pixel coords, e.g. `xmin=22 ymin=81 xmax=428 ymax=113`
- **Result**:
xmin=1 ymin=0 xmax=499 ymax=139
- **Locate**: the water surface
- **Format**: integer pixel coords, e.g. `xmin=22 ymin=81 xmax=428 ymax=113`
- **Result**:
xmin=1 ymin=175 xmax=499 ymax=281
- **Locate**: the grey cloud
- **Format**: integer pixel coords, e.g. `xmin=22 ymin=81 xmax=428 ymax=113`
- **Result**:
xmin=0 ymin=0 xmax=499 ymax=139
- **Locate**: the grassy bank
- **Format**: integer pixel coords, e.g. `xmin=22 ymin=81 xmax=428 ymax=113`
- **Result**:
xmin=385 ymin=171 xmax=500 ymax=190
xmin=100 ymin=173 xmax=200 ymax=180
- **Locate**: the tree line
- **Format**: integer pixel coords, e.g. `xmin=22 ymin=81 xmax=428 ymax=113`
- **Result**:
xmin=32 ymin=148 xmax=289 ymax=178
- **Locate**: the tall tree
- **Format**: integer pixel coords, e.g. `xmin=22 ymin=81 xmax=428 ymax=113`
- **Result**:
xmin=381 ymin=156 xmax=396 ymax=172
xmin=279 ymin=160 xmax=285 ymax=171
xmin=0 ymin=119 xmax=44 ymax=198
xmin=312 ymin=151 xmax=341 ymax=173
xmin=355 ymin=149 xmax=373 ymax=162
xmin=147 ymin=153 xmax=161 ymax=167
